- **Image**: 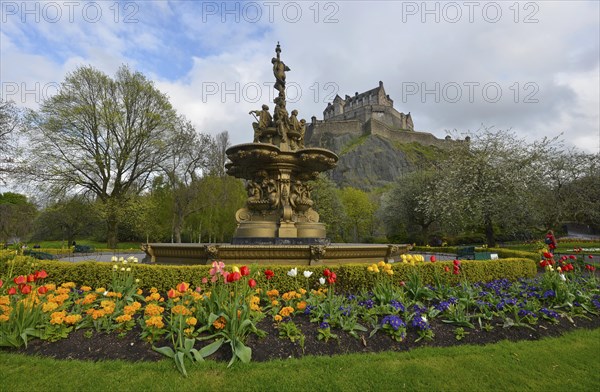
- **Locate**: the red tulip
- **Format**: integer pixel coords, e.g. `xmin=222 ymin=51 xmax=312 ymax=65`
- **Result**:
xmin=543 ymin=252 xmax=553 ymax=259
xmin=227 ymin=272 xmax=241 ymax=283
xmin=323 ymin=269 xmax=331 ymax=278
xmin=444 ymin=266 xmax=450 ymax=273
xmin=13 ymin=275 xmax=26 ymax=285
xmin=35 ymin=270 xmax=48 ymax=280
xmin=240 ymin=266 xmax=250 ymax=276
xmin=0 ymin=279 xmax=3 ymax=289
xmin=177 ymin=282 xmax=189 ymax=293
xmin=399 ymin=281 xmax=406 ymax=286
xmin=248 ymin=278 xmax=257 ymax=288
xmin=27 ymin=274 xmax=35 ymax=282
xmin=430 ymin=255 xmax=436 ymax=262
xmin=568 ymin=255 xmax=576 ymax=260
xmin=264 ymin=270 xmax=274 ymax=280
xmin=327 ymin=272 xmax=337 ymax=285
xmin=167 ymin=288 xmax=177 ymax=298
xmin=589 ymin=255 xmax=594 ymax=259
xmin=453 ymin=260 xmax=461 ymax=266
xmin=21 ymin=285 xmax=32 ymax=295
xmin=8 ymin=287 xmax=17 ymax=295
xmin=38 ymin=286 xmax=48 ymax=295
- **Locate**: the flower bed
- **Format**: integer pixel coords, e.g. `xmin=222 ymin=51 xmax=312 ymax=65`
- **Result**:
xmin=1 ymin=254 xmax=598 ymax=376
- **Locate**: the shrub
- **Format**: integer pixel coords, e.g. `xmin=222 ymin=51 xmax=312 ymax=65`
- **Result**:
xmin=1 ymin=257 xmax=536 ymax=294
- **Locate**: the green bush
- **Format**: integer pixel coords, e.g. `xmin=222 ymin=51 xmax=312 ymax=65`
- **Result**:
xmin=1 ymin=257 xmax=537 ymax=294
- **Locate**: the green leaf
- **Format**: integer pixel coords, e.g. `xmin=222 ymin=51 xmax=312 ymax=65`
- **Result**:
xmin=190 ymin=348 xmax=204 ymax=362
xmin=174 ymin=351 xmax=187 ymax=377
xmin=198 ymin=338 xmax=224 ymax=358
xmin=233 ymin=339 xmax=252 ymax=364
xmin=183 ymin=337 xmax=195 ymax=352
xmin=153 ymin=345 xmax=175 ymax=358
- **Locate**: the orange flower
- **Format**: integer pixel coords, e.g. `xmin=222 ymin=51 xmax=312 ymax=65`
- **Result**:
xmin=171 ymin=305 xmax=192 ymax=316
xmin=144 ymin=303 xmax=165 ymax=317
xmin=177 ymin=282 xmax=189 ymax=293
xmin=65 ymin=314 xmax=82 ymax=324
xmin=212 ymin=316 xmax=226 ymax=330
xmin=279 ymin=306 xmax=295 ymax=317
xmin=116 ymin=314 xmax=132 ymax=323
xmin=145 ymin=315 xmax=164 ymax=329
xmin=186 ymin=317 xmax=197 ymax=326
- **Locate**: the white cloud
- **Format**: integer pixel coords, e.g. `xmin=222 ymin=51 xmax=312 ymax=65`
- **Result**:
xmin=1 ymin=0 xmax=598 ymax=153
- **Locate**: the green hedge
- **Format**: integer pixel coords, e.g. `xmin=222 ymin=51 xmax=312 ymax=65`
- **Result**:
xmin=1 ymin=256 xmax=537 ymax=293
xmin=412 ymin=246 xmax=540 ymax=263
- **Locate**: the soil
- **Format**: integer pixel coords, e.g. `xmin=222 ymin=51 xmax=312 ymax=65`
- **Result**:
xmin=6 ymin=314 xmax=600 ymax=363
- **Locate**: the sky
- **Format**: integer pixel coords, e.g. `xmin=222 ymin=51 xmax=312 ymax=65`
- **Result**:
xmin=1 ymin=0 xmax=599 ymax=158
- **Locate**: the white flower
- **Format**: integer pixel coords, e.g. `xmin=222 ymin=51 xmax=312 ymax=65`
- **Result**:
xmin=287 ymin=268 xmax=298 ymax=277
xmin=112 ymin=265 xmax=118 ymax=270
xmin=119 ymin=257 xmax=125 ymax=263
xmin=421 ymin=315 xmax=428 ymax=323
xmin=319 ymin=277 xmax=326 ymax=285
xmin=111 ymin=256 xmax=118 ymax=262
xmin=103 ymin=291 xmax=108 ymax=296
xmin=135 ymin=278 xmax=140 ymax=283
xmin=126 ymin=267 xmax=131 ymax=272
xmin=133 ymin=257 xmax=138 ymax=263
xmin=303 ymin=270 xmax=313 ymax=278
xmin=559 ymin=274 xmax=566 ymax=281
xmin=121 ymin=267 xmax=125 ymax=272
xmin=122 ymin=259 xmax=128 ymax=265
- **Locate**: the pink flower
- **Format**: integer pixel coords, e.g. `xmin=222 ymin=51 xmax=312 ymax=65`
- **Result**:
xmin=209 ymin=261 xmax=225 ymax=276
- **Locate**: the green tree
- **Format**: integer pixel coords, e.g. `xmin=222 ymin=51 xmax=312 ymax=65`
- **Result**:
xmin=188 ymin=175 xmax=245 ymax=243
xmin=31 ymin=196 xmax=99 ymax=245
xmin=25 ymin=65 xmax=180 ymax=248
xmin=0 ymin=192 xmax=37 ymax=244
xmin=338 ymin=187 xmax=376 ymax=242
xmin=309 ymin=175 xmax=345 ymax=242
xmin=382 ymin=170 xmax=439 ymax=244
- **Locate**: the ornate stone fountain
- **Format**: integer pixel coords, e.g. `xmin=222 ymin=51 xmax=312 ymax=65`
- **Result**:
xmin=226 ymin=43 xmax=337 ymax=244
xmin=143 ymin=44 xmax=409 ymax=265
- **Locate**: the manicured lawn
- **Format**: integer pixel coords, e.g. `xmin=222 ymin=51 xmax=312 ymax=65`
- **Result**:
xmin=35 ymin=240 xmax=142 ymax=251
xmin=2 ymin=328 xmax=599 ymax=391
xmin=503 ymin=241 xmax=600 ymax=255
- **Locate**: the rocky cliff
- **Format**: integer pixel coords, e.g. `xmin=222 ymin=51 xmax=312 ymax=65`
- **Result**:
xmin=306 ymin=132 xmax=438 ymax=190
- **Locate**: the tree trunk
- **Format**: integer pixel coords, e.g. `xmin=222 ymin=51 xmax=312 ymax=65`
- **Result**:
xmin=173 ymin=212 xmax=184 ymax=243
xmin=484 ymin=215 xmax=496 ymax=248
xmin=107 ymin=215 xmax=118 ymax=249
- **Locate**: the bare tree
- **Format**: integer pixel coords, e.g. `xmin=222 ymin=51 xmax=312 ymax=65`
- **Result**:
xmin=25 ymin=65 xmax=179 ymax=248
xmin=158 ymin=116 xmax=213 ymax=242
xmin=0 ymin=99 xmax=21 ymax=184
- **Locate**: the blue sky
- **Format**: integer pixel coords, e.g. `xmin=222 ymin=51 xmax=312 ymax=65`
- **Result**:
xmin=1 ymin=0 xmax=599 ymax=154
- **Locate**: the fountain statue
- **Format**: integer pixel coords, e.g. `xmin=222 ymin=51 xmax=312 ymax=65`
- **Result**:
xmin=142 ymin=44 xmax=409 ymax=265
xmin=227 ymin=43 xmax=338 ymax=244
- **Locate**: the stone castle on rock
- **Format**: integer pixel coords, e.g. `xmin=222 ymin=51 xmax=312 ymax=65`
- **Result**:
xmin=305 ymin=81 xmax=451 ymax=149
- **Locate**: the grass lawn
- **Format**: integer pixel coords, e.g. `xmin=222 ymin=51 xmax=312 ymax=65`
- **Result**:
xmin=34 ymin=240 xmax=142 ymax=251
xmin=1 ymin=328 xmax=598 ymax=392
xmin=503 ymin=241 xmax=600 ymax=254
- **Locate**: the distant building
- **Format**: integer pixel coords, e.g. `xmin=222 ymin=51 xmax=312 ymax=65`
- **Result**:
xmin=306 ymin=81 xmax=452 ymax=148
